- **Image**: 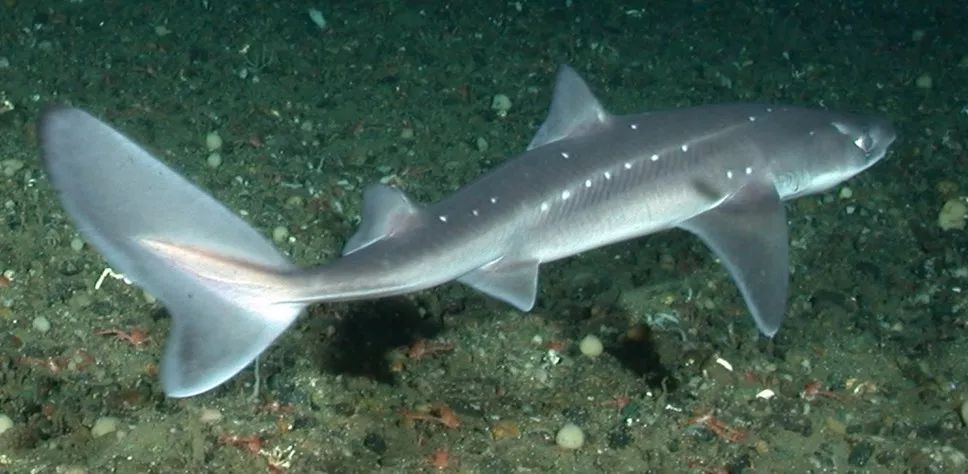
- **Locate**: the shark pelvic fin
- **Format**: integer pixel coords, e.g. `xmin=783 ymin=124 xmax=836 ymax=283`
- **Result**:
xmin=678 ymin=178 xmax=790 ymax=337
xmin=458 ymin=257 xmax=540 ymax=311
xmin=528 ymin=65 xmax=611 ymax=150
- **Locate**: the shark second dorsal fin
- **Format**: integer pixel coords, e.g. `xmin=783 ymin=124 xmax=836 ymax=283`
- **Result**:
xmin=343 ymin=184 xmax=420 ymax=255
xmin=527 ymin=65 xmax=611 ymax=150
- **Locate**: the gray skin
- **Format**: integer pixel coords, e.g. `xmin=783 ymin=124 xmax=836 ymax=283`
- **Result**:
xmin=39 ymin=66 xmax=895 ymax=397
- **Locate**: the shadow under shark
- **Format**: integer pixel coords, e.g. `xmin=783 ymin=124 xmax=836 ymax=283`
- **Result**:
xmin=39 ymin=65 xmax=895 ymax=397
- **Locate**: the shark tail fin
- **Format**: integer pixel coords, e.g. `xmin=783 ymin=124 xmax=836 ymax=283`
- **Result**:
xmin=40 ymin=107 xmax=305 ymax=397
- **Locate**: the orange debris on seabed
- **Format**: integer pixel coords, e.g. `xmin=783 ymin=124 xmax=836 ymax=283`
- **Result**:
xmin=684 ymin=411 xmax=748 ymax=443
xmin=427 ymin=447 xmax=454 ymax=471
xmin=405 ymin=338 xmax=455 ymax=360
xmin=218 ymin=433 xmax=264 ymax=455
xmin=16 ymin=349 xmax=95 ymax=374
xmin=801 ymin=380 xmax=845 ymax=402
xmin=401 ymin=404 xmax=461 ymax=429
xmin=95 ymin=327 xmax=152 ymax=347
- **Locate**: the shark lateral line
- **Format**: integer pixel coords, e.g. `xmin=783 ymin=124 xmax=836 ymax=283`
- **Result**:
xmin=39 ymin=65 xmax=895 ymax=397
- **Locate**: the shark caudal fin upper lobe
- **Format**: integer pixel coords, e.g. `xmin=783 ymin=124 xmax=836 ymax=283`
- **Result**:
xmin=39 ymin=107 xmax=304 ymax=397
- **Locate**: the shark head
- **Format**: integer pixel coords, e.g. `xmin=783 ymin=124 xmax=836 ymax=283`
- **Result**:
xmin=773 ymin=111 xmax=896 ymax=200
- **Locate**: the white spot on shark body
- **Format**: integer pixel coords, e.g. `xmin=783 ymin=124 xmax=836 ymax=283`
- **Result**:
xmin=561 ymin=152 xmax=570 ymax=159
xmin=472 ymin=209 xmax=479 ymax=216
xmin=681 ymin=144 xmax=689 ymax=152
xmin=748 ymin=116 xmax=756 ymax=122
xmin=726 ymin=170 xmax=734 ymax=179
xmin=745 ymin=167 xmax=753 ymax=175
xmin=438 ymin=215 xmax=448 ymax=222
xmin=603 ymin=171 xmax=612 ymax=180
xmin=624 ymin=162 xmax=632 ymax=169
xmin=540 ymin=202 xmax=549 ymax=212
xmin=650 ymin=153 xmax=659 ymax=161
xmin=490 ymin=197 xmax=498 ymax=204
xmin=630 ymin=123 xmax=639 ymax=130
xmin=584 ymin=179 xmax=592 ymax=188
xmin=561 ymin=190 xmax=571 ymax=200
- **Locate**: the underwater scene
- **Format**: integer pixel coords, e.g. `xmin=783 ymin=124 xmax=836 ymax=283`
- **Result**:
xmin=0 ymin=1 xmax=967 ymax=473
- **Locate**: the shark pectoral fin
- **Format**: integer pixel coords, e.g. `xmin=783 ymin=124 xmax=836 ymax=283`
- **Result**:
xmin=527 ymin=65 xmax=611 ymax=150
xmin=458 ymin=258 xmax=540 ymax=311
xmin=343 ymin=184 xmax=420 ymax=255
xmin=678 ymin=180 xmax=789 ymax=337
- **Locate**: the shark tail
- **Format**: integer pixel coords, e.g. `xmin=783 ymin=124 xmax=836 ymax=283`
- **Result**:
xmin=40 ymin=107 xmax=305 ymax=397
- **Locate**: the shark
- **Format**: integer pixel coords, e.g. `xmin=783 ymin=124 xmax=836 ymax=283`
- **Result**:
xmin=39 ymin=65 xmax=895 ymax=397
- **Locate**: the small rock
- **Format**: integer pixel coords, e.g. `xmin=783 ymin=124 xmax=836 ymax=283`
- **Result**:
xmin=32 ymin=316 xmax=51 ymax=333
xmin=206 ymin=152 xmax=222 ymax=169
xmin=490 ymin=420 xmax=521 ymax=440
xmin=491 ymin=94 xmax=512 ymax=117
xmin=205 ymin=131 xmax=223 ymax=152
xmin=579 ymin=334 xmax=604 ymax=357
xmin=1 ymin=159 xmax=24 ymax=177
xmin=849 ymin=441 xmax=875 ymax=466
xmin=272 ymin=225 xmax=289 ymax=243
xmin=938 ymin=199 xmax=967 ymax=230
xmin=363 ymin=432 xmax=387 ymax=454
xmin=555 ymin=422 xmax=585 ymax=449
xmin=199 ymin=407 xmax=222 ymax=424
xmin=91 ymin=416 xmax=119 ymax=438
xmin=0 ymin=413 xmax=13 ymax=434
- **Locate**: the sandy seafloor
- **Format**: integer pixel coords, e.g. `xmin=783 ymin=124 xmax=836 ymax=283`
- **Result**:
xmin=1 ymin=1 xmax=967 ymax=473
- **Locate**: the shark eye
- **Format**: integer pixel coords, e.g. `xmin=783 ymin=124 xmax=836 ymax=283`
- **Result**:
xmin=853 ymin=130 xmax=875 ymax=154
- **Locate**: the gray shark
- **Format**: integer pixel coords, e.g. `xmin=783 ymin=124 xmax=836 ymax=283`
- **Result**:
xmin=39 ymin=66 xmax=895 ymax=397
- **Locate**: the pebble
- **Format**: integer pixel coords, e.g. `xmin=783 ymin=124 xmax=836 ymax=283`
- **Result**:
xmin=272 ymin=225 xmax=290 ymax=243
xmin=0 ymin=413 xmax=13 ymax=434
xmin=199 ymin=407 xmax=222 ymax=424
xmin=1 ymin=159 xmax=24 ymax=177
xmin=70 ymin=237 xmax=85 ymax=252
xmin=206 ymin=152 xmax=222 ymax=169
xmin=91 ymin=416 xmax=119 ymax=438
xmin=205 ymin=131 xmax=223 ymax=152
xmin=938 ymin=199 xmax=967 ymax=231
xmin=556 ymin=422 xmax=585 ymax=449
xmin=490 ymin=420 xmax=521 ymax=440
xmin=32 ymin=316 xmax=51 ymax=333
xmin=579 ymin=334 xmax=604 ymax=357
xmin=491 ymin=94 xmax=512 ymax=117
xmin=915 ymin=73 xmax=933 ymax=89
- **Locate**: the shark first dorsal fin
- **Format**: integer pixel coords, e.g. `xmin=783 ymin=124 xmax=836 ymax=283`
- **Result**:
xmin=343 ymin=183 xmax=421 ymax=255
xmin=527 ymin=65 xmax=611 ymax=150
